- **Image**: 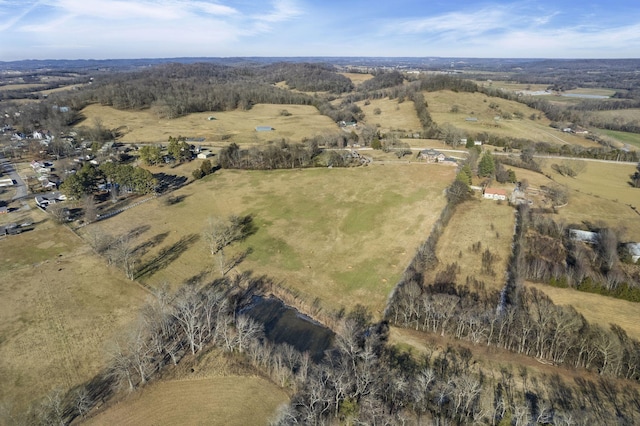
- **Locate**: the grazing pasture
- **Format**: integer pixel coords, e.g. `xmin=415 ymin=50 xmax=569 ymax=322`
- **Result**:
xmin=84 ymin=163 xmax=454 ymax=317
xmin=526 ymin=282 xmax=640 ymax=341
xmin=358 ymin=97 xmax=423 ymax=135
xmin=84 ymin=376 xmax=288 ymax=426
xmin=0 ymin=224 xmax=147 ymax=412
xmin=424 ymin=90 xmax=600 ymax=148
xmin=434 ymin=198 xmax=516 ymax=293
xmin=76 ymin=103 xmax=338 ymax=145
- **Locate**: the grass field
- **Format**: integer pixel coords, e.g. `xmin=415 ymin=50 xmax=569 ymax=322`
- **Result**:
xmin=84 ymin=376 xmax=288 ymax=426
xmin=77 ymin=103 xmax=338 ymax=145
xmin=538 ymin=160 xmax=640 ymax=240
xmin=357 ymin=97 xmax=423 ymax=135
xmin=339 ymin=73 xmax=374 ymax=87
xmin=0 ymin=223 xmax=147 ymax=412
xmin=593 ymin=128 xmax=640 ymax=149
xmin=0 ymin=83 xmax=45 ymax=91
xmin=526 ymin=282 xmax=640 ymax=340
xmin=424 ymin=90 xmax=600 ymax=148
xmin=84 ymin=163 xmax=454 ymax=317
xmin=434 ymin=198 xmax=516 ymax=292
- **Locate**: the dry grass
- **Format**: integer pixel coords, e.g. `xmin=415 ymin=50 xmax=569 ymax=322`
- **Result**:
xmin=0 ymin=224 xmax=147 ymax=412
xmin=591 ymin=108 xmax=640 ymax=122
xmin=538 ymin=160 xmax=640 ymax=240
xmin=526 ymin=282 xmax=640 ymax=340
xmin=77 ymin=104 xmax=338 ymax=145
xmin=424 ymin=90 xmax=600 ymax=148
xmin=0 ymin=83 xmax=45 ymax=91
xmin=357 ymin=98 xmax=422 ymax=135
xmin=434 ymin=198 xmax=516 ymax=292
xmin=84 ymin=376 xmax=288 ymax=426
xmin=339 ymin=73 xmax=374 ymax=86
xmin=85 ymin=163 xmax=454 ymax=318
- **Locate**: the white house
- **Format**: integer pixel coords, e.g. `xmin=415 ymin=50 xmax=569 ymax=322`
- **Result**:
xmin=483 ymin=188 xmax=507 ymax=201
xmin=197 ymin=151 xmax=214 ymax=159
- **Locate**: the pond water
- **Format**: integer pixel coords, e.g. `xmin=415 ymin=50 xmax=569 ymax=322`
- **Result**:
xmin=240 ymin=295 xmax=334 ymax=362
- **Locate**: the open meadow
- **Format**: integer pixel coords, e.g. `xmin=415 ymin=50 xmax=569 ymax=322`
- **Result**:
xmin=424 ymin=90 xmax=600 ymax=148
xmin=339 ymin=73 xmax=374 ymax=87
xmin=84 ymin=376 xmax=288 ymax=426
xmin=538 ymin=159 xmax=640 ymax=240
xmin=83 ymin=162 xmax=455 ymax=318
xmin=0 ymin=222 xmax=147 ymax=413
xmin=434 ymin=198 xmax=516 ymax=293
xmin=357 ymin=97 xmax=423 ymax=135
xmin=77 ymin=103 xmax=339 ymax=145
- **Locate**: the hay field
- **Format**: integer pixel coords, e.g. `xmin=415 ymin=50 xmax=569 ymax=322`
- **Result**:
xmin=0 ymin=224 xmax=147 ymax=412
xmin=0 ymin=83 xmax=45 ymax=91
xmin=434 ymin=199 xmax=516 ymax=292
xmin=340 ymin=73 xmax=374 ymax=86
xmin=424 ymin=90 xmax=600 ymax=148
xmin=84 ymin=376 xmax=288 ymax=426
xmin=526 ymin=282 xmax=640 ymax=340
xmin=538 ymin=160 xmax=640 ymax=239
xmin=358 ymin=98 xmax=422 ymax=134
xmin=85 ymin=163 xmax=454 ymax=317
xmin=594 ymin=128 xmax=640 ymax=149
xmin=77 ymin=104 xmax=338 ymax=144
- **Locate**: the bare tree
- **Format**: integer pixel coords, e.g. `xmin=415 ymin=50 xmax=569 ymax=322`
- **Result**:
xmin=83 ymin=194 xmax=97 ymax=223
xmin=172 ymin=286 xmax=203 ymax=355
xmin=234 ymin=314 xmax=263 ymax=353
xmin=202 ymin=215 xmax=244 ymax=276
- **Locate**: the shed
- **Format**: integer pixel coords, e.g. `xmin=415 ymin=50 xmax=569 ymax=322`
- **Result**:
xmin=625 ymin=243 xmax=640 ymax=263
xmin=569 ymin=229 xmax=598 ymax=244
xmin=255 ymin=126 xmax=274 ymax=132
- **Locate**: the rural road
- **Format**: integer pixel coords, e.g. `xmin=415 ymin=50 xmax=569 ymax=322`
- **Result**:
xmin=0 ymin=154 xmax=28 ymax=200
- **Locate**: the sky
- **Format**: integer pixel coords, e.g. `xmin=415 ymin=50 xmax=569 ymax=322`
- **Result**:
xmin=1 ymin=0 xmax=639 ymax=61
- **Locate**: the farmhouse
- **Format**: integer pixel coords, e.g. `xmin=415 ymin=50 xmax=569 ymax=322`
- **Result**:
xmin=419 ymin=149 xmax=446 ymax=163
xmin=197 ymin=151 xmax=214 ymax=159
xmin=483 ymin=188 xmax=507 ymax=201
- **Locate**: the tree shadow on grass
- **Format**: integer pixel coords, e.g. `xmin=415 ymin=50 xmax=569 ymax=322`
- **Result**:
xmin=155 ymin=172 xmax=188 ymax=194
xmin=133 ymin=232 xmax=170 ymax=258
xmin=134 ymin=233 xmax=199 ymax=279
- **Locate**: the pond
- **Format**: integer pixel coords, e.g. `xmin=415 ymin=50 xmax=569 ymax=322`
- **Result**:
xmin=240 ymin=295 xmax=334 ymax=362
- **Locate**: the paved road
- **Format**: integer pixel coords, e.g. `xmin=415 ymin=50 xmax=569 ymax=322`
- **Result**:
xmin=0 ymin=154 xmax=28 ymax=200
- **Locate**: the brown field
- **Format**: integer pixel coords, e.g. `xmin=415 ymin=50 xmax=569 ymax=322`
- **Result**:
xmin=357 ymin=97 xmax=422 ymax=135
xmin=84 ymin=163 xmax=454 ymax=317
xmin=84 ymin=376 xmax=288 ymax=426
xmin=526 ymin=282 xmax=640 ymax=340
xmin=0 ymin=223 xmax=147 ymax=412
xmin=424 ymin=90 xmax=600 ymax=148
xmin=434 ymin=198 xmax=516 ymax=292
xmin=0 ymin=83 xmax=45 ymax=91
xmin=538 ymin=159 xmax=640 ymax=240
xmin=77 ymin=103 xmax=338 ymax=145
xmin=591 ymin=108 xmax=640 ymax=123
xmin=473 ymin=80 xmax=549 ymax=93
xmin=339 ymin=72 xmax=374 ymax=86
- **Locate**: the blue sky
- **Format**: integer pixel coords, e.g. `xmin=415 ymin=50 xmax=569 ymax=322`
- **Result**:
xmin=1 ymin=0 xmax=639 ymax=60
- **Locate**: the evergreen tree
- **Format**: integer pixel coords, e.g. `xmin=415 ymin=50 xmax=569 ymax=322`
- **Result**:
xmin=478 ymin=152 xmax=495 ymax=177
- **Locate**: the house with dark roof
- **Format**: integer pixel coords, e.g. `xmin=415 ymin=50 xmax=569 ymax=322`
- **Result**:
xmin=419 ymin=149 xmax=446 ymax=163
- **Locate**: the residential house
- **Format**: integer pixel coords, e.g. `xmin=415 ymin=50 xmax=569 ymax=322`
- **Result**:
xmin=197 ymin=151 xmax=214 ymax=159
xmin=483 ymin=188 xmax=508 ymax=201
xmin=419 ymin=149 xmax=446 ymax=163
